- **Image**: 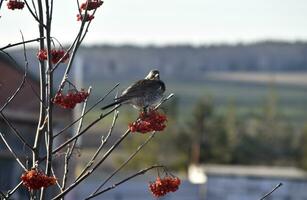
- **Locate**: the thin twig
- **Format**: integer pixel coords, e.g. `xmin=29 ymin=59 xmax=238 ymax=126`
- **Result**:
xmin=259 ymin=183 xmax=283 ymax=200
xmin=61 ymin=87 xmax=92 ymax=190
xmin=40 ymin=0 xmax=54 ymax=198
xmin=25 ymin=78 xmax=45 ymax=105
xmin=0 ymin=37 xmax=44 ymax=51
xmin=31 ymin=0 xmax=38 ymax=17
xmin=49 ymin=37 xmax=78 ymax=72
xmin=24 ymin=0 xmax=44 ymax=27
xmin=155 ymin=93 xmax=174 ymax=109
xmin=90 ymin=131 xmax=156 ymax=197
xmin=0 ymin=112 xmax=33 ymax=151
xmin=76 ymin=0 xmax=81 ymax=16
xmin=0 ymin=0 xmax=4 ymax=11
xmin=40 ymin=104 xmax=120 ymax=162
xmin=51 ymin=166 xmax=62 ymax=190
xmin=0 ymin=132 xmax=27 ymax=171
xmin=79 ymin=7 xmax=101 ymax=43
xmin=0 ymin=63 xmax=27 ymax=112
xmin=76 ymin=109 xmax=119 ymax=180
xmin=52 ymin=4 xmax=90 ymax=82
xmin=53 ymin=83 xmax=119 ymax=138
xmin=0 ymin=38 xmax=28 ymax=112
xmin=6 ymin=181 xmax=23 ymax=199
xmin=85 ymin=165 xmax=164 ymax=200
xmin=32 ymin=0 xmax=47 ymax=170
xmin=52 ymin=128 xmax=131 ymax=200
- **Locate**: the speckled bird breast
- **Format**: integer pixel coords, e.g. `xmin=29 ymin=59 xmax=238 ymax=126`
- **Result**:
xmin=129 ymin=90 xmax=164 ymax=109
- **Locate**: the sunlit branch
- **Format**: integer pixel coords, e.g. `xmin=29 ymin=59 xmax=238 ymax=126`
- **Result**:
xmin=76 ymin=109 xmax=119 ymax=180
xmin=0 ymin=112 xmax=33 ymax=151
xmin=61 ymin=87 xmax=92 ymax=190
xmin=259 ymin=183 xmax=283 ymax=200
xmin=85 ymin=165 xmax=164 ymax=200
xmin=0 ymin=132 xmax=27 ymax=171
xmin=53 ymin=83 xmax=119 ymax=138
xmin=40 ymin=104 xmax=120 ymax=162
xmin=89 ymin=131 xmax=156 ymax=197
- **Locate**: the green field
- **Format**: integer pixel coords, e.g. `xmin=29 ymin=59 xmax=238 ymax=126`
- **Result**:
xmin=83 ymin=78 xmax=307 ymax=129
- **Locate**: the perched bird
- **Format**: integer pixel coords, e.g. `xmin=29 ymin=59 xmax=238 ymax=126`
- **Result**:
xmin=101 ymin=69 xmax=165 ymax=111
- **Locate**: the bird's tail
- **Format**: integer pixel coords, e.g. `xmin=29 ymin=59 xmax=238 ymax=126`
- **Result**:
xmin=101 ymin=99 xmax=124 ymax=110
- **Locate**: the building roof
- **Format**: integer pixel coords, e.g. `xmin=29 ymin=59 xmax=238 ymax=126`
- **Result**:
xmin=196 ymin=164 xmax=307 ymax=180
xmin=0 ymin=51 xmax=72 ymax=123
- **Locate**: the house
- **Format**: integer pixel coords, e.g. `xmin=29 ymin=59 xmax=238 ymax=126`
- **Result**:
xmin=188 ymin=164 xmax=307 ymax=200
xmin=0 ymin=51 xmax=73 ymax=198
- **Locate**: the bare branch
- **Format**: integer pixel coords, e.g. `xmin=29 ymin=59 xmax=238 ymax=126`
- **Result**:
xmin=24 ymin=0 xmax=45 ymax=27
xmin=155 ymin=93 xmax=174 ymax=109
xmin=76 ymin=109 xmax=119 ymax=180
xmin=32 ymin=0 xmax=47 ymax=169
xmin=0 ymin=132 xmax=27 ymax=171
xmin=0 ymin=64 xmax=27 ymax=112
xmin=40 ymin=104 xmax=120 ymax=162
xmin=0 ymin=37 xmax=44 ymax=51
xmin=50 ymin=2 xmax=103 ymax=73
xmin=260 ymin=183 xmax=283 ymax=200
xmin=0 ymin=47 xmax=29 ymax=112
xmin=89 ymin=131 xmax=156 ymax=197
xmin=51 ymin=166 xmax=62 ymax=190
xmin=0 ymin=112 xmax=33 ymax=151
xmin=52 ymin=6 xmax=90 ymax=82
xmin=85 ymin=165 xmax=164 ymax=200
xmin=51 ymin=128 xmax=131 ymax=200
xmin=0 ymin=0 xmax=4 ymax=11
xmin=61 ymin=87 xmax=92 ymax=190
xmin=31 ymin=0 xmax=38 ymax=17
xmin=40 ymin=0 xmax=54 ymax=198
xmin=6 ymin=181 xmax=23 ymax=199
xmin=53 ymin=83 xmax=119 ymax=138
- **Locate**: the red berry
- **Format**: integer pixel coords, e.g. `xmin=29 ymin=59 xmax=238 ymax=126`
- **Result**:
xmin=7 ymin=0 xmax=25 ymax=10
xmin=80 ymin=0 xmax=103 ymax=10
xmin=77 ymin=13 xmax=94 ymax=22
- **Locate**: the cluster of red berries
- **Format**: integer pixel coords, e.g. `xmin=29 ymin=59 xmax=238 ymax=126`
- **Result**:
xmin=7 ymin=0 xmax=25 ymax=10
xmin=37 ymin=49 xmax=70 ymax=64
xmin=80 ymin=0 xmax=103 ymax=10
xmin=21 ymin=169 xmax=57 ymax=190
xmin=129 ymin=110 xmax=167 ymax=133
xmin=53 ymin=89 xmax=89 ymax=109
xmin=149 ymin=176 xmax=181 ymax=198
xmin=77 ymin=13 xmax=95 ymax=22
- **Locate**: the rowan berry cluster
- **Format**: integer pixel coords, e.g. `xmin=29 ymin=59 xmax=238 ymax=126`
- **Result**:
xmin=149 ymin=176 xmax=181 ymax=198
xmin=37 ymin=49 xmax=70 ymax=64
xmin=129 ymin=110 xmax=167 ymax=133
xmin=77 ymin=13 xmax=95 ymax=22
xmin=80 ymin=0 xmax=103 ymax=10
xmin=21 ymin=169 xmax=57 ymax=190
xmin=7 ymin=0 xmax=25 ymax=10
xmin=53 ymin=89 xmax=89 ymax=109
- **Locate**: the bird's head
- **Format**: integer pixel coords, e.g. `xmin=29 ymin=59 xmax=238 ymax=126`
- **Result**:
xmin=145 ymin=69 xmax=160 ymax=80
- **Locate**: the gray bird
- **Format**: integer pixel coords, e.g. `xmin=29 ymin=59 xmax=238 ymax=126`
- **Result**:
xmin=101 ymin=69 xmax=165 ymax=111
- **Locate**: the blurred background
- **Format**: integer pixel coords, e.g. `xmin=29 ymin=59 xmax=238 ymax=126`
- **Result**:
xmin=1 ymin=0 xmax=307 ymax=199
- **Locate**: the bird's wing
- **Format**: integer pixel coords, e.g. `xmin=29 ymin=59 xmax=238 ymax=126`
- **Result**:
xmin=116 ymin=80 xmax=164 ymax=101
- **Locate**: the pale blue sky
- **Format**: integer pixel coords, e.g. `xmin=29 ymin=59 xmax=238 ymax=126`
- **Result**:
xmin=1 ymin=0 xmax=307 ymax=46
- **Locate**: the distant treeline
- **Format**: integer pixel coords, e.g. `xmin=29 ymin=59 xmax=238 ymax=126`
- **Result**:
xmin=7 ymin=41 xmax=307 ymax=82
